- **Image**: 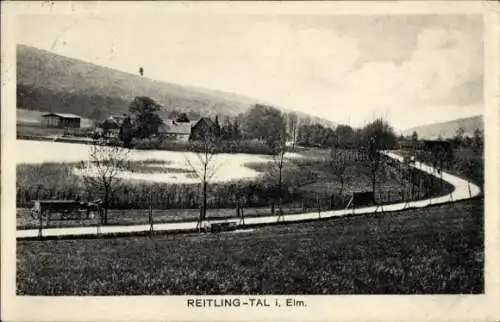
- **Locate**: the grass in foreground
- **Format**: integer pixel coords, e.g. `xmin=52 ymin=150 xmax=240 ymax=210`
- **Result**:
xmin=17 ymin=199 xmax=483 ymax=295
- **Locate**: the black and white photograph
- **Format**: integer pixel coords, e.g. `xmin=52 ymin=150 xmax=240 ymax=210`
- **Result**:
xmin=2 ymin=1 xmax=499 ymax=321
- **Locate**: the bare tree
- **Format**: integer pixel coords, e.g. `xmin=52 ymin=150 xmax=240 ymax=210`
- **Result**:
xmin=268 ymin=138 xmax=287 ymax=215
xmin=287 ymin=112 xmax=299 ymax=149
xmin=473 ymin=127 xmax=483 ymax=152
xmin=185 ymin=134 xmax=221 ymax=227
xmin=327 ymin=146 xmax=347 ymax=197
xmin=265 ymin=113 xmax=288 ymax=216
xmin=411 ymin=131 xmax=419 ymax=150
xmin=81 ymin=140 xmax=129 ymax=225
xmin=147 ymin=184 xmax=155 ymax=234
xmin=454 ymin=126 xmax=465 ymax=147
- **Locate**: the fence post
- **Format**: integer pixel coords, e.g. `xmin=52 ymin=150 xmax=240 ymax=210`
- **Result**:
xmin=96 ymin=208 xmax=102 ymax=237
xmin=149 ymin=205 xmax=154 ymax=234
xmin=199 ymin=206 xmax=203 ymax=232
xmin=317 ymin=196 xmax=321 ymax=219
xmin=148 ymin=189 xmax=154 ymax=234
xmin=38 ymin=211 xmax=43 ymax=238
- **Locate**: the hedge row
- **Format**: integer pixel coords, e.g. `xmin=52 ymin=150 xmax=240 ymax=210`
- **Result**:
xmin=132 ymin=138 xmax=277 ymax=155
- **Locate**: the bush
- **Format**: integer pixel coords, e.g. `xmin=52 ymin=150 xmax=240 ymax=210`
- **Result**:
xmin=132 ymin=138 xmax=276 ymax=155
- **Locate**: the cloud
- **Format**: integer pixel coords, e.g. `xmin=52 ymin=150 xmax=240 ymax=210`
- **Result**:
xmin=133 ymin=19 xmax=362 ymax=116
xmin=450 ymin=75 xmax=483 ymax=106
xmin=325 ymin=26 xmax=483 ymax=129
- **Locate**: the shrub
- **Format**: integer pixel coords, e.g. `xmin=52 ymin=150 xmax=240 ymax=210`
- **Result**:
xmin=132 ymin=138 xmax=276 ymax=155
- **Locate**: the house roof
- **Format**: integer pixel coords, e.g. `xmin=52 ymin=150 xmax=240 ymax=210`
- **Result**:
xmin=97 ymin=115 xmax=132 ymax=128
xmin=196 ymin=117 xmax=217 ymax=129
xmin=159 ymin=119 xmax=196 ymax=135
xmin=41 ymin=113 xmax=81 ymax=119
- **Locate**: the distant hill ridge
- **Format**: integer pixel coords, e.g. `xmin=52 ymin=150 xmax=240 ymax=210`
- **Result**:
xmin=16 ymin=44 xmax=336 ymax=128
xmin=403 ymin=115 xmax=483 ymax=140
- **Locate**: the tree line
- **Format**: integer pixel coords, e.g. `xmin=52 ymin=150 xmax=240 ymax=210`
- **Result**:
xmin=407 ymin=127 xmax=484 ymax=151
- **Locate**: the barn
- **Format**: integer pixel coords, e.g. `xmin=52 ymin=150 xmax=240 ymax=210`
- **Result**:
xmin=41 ymin=113 xmax=81 ymax=128
xmin=189 ymin=117 xmax=220 ymax=141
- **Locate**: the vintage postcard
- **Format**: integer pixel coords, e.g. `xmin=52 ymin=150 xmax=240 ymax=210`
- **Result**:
xmin=1 ymin=1 xmax=499 ymax=321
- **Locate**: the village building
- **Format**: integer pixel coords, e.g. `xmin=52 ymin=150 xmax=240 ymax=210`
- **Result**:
xmin=96 ymin=115 xmax=127 ymax=138
xmin=94 ymin=112 xmax=222 ymax=143
xmin=158 ymin=119 xmax=196 ymax=141
xmin=157 ymin=117 xmax=221 ymax=142
xmin=41 ymin=113 xmax=81 ymax=128
xmin=189 ymin=117 xmax=220 ymax=141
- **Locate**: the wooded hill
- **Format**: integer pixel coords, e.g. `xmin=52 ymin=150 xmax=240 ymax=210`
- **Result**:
xmin=16 ymin=44 xmax=335 ymax=128
xmin=402 ymin=115 xmax=483 ymax=140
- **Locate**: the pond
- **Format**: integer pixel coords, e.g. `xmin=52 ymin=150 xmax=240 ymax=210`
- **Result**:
xmin=16 ymin=140 xmax=302 ymax=184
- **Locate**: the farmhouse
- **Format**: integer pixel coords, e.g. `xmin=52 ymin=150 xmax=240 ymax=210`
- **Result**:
xmin=189 ymin=117 xmax=220 ymax=141
xmin=159 ymin=119 xmax=196 ymax=141
xmin=158 ymin=117 xmax=220 ymax=142
xmin=96 ymin=115 xmax=127 ymax=138
xmin=41 ymin=113 xmax=81 ymax=128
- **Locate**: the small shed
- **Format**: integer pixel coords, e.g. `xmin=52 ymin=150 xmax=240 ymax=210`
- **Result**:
xmin=41 ymin=113 xmax=81 ymax=128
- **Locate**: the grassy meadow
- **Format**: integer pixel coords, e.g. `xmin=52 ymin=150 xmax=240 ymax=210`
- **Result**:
xmin=17 ymin=198 xmax=484 ymax=295
xmin=16 ymin=147 xmax=450 ymax=230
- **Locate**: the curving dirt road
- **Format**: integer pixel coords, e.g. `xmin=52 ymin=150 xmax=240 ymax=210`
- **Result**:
xmin=16 ymin=151 xmax=482 ymax=239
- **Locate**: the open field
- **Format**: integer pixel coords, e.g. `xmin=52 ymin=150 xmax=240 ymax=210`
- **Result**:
xmin=16 ymin=198 xmax=484 ymax=295
xmin=17 ymin=140 xmax=451 ymax=229
xmin=17 ymin=146 xmax=437 ymax=213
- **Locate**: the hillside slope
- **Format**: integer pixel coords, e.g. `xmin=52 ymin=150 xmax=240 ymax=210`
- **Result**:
xmin=403 ymin=115 xmax=483 ymax=139
xmin=18 ymin=45 xmax=317 ymax=123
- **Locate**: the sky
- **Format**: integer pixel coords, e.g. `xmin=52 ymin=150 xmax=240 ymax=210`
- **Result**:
xmin=17 ymin=13 xmax=484 ymax=130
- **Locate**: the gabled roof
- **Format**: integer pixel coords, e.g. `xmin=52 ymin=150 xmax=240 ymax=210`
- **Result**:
xmin=196 ymin=117 xmax=217 ymax=129
xmin=159 ymin=119 xmax=196 ymax=135
xmin=41 ymin=113 xmax=81 ymax=119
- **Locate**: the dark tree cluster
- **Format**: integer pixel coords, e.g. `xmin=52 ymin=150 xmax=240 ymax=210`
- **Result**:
xmin=128 ymin=96 xmax=164 ymax=139
xmin=240 ymin=104 xmax=287 ymax=145
xmin=297 ymin=123 xmax=336 ymax=148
